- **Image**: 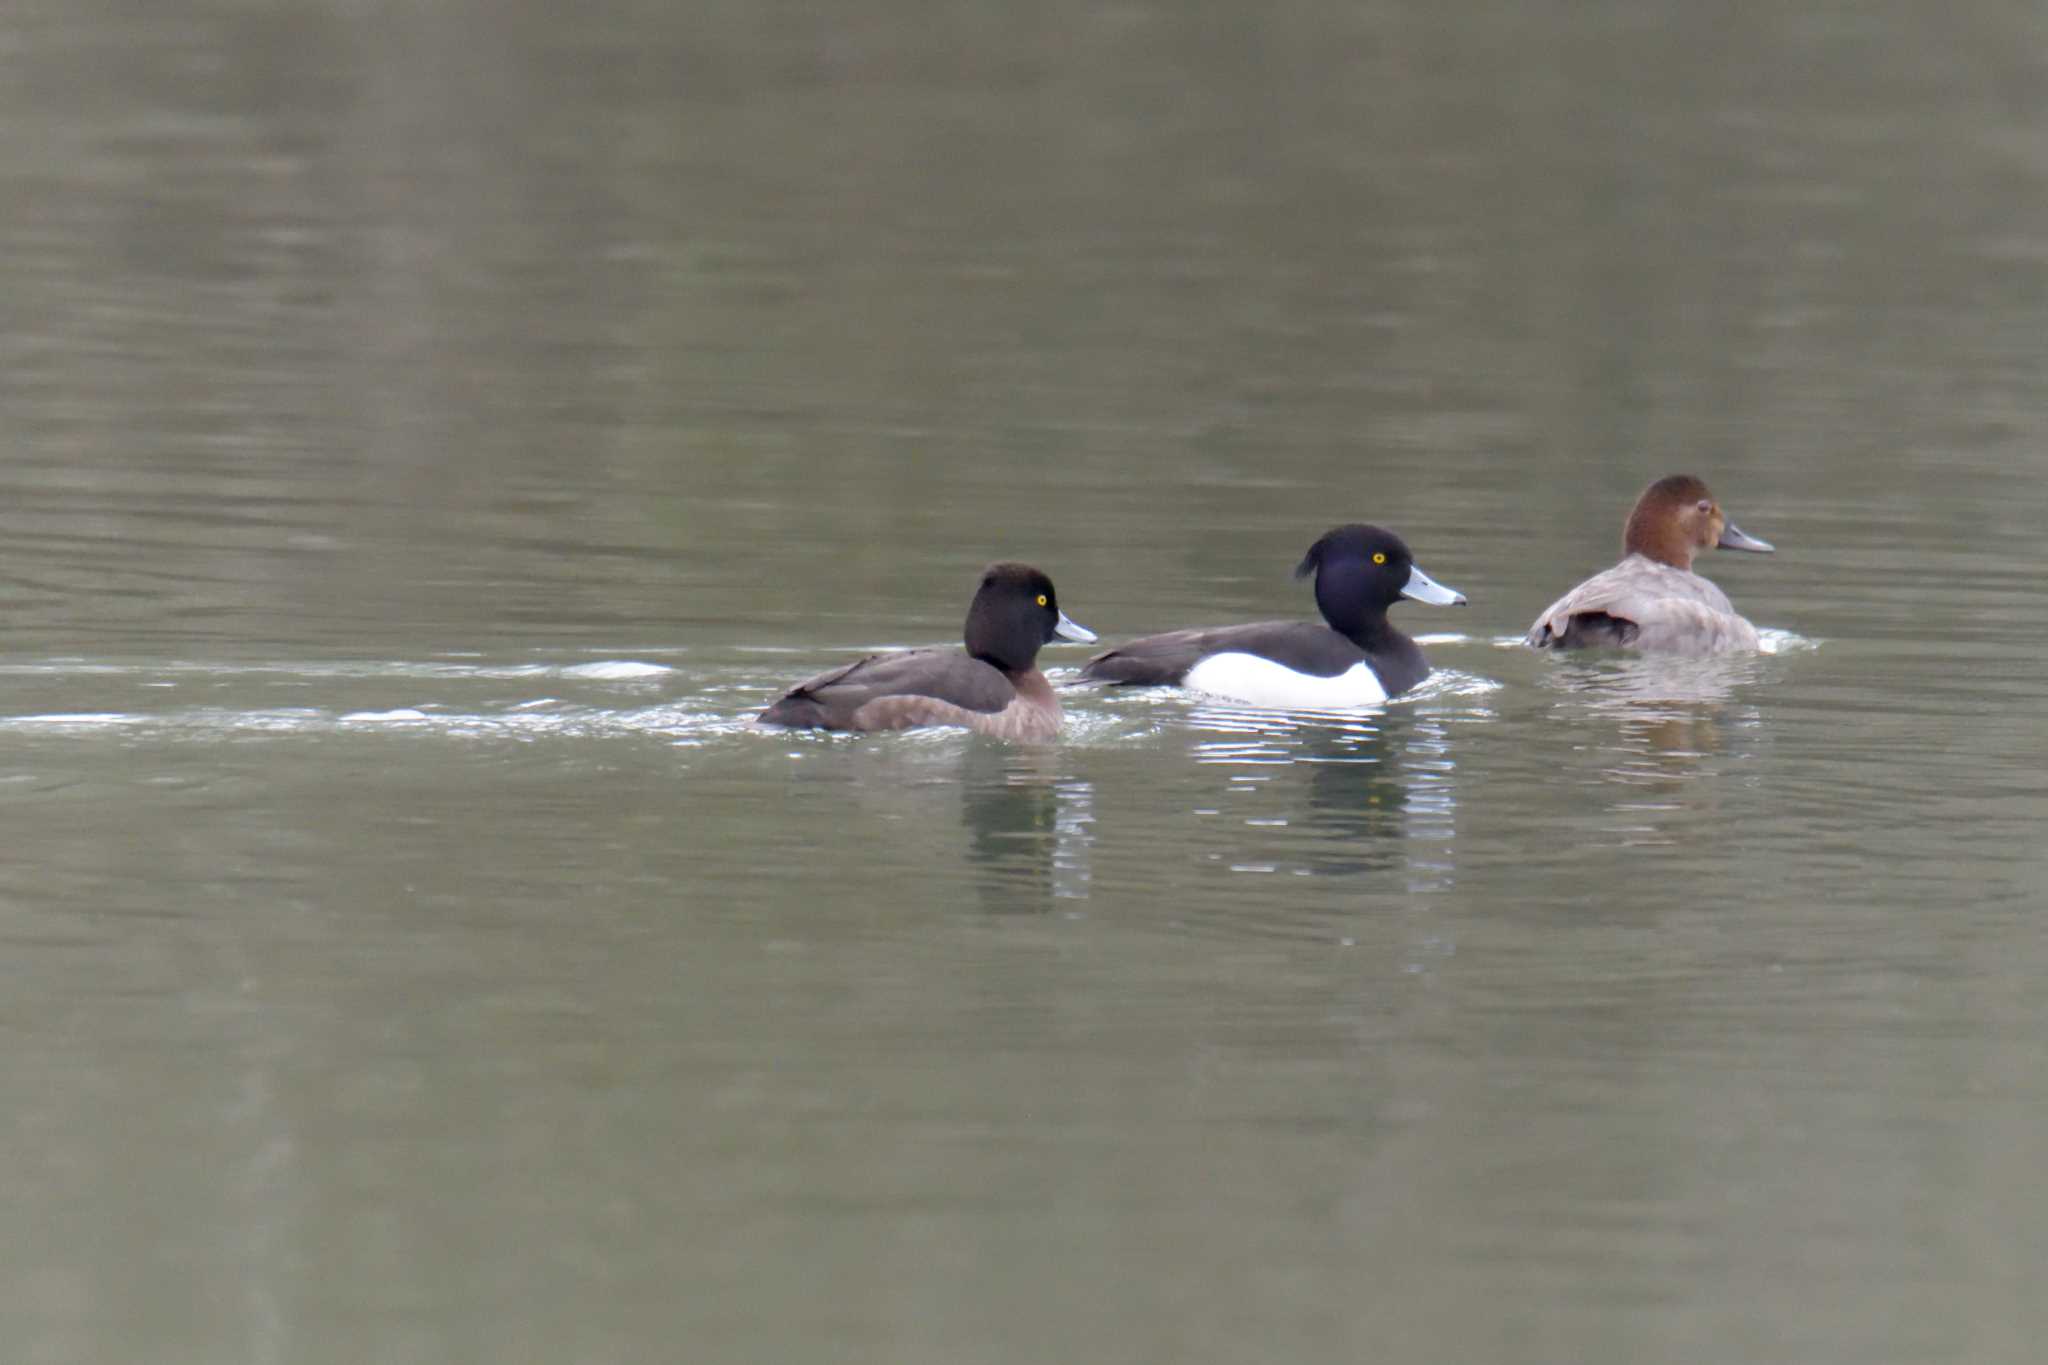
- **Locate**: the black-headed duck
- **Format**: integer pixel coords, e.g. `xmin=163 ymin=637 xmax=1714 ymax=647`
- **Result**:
xmin=759 ymin=563 xmax=1095 ymax=739
xmin=1081 ymin=524 xmax=1465 ymax=707
xmin=1526 ymin=474 xmax=1774 ymax=653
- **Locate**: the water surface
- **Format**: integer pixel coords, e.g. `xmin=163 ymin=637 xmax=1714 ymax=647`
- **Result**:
xmin=3 ymin=1 xmax=2046 ymax=1362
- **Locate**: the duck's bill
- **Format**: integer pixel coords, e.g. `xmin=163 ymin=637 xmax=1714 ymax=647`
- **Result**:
xmin=1401 ymin=565 xmax=1467 ymax=606
xmin=1717 ymin=522 xmax=1774 ymax=553
xmin=1053 ymin=612 xmax=1097 ymax=643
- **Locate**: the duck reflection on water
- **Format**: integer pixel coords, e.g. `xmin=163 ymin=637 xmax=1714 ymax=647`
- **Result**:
xmin=1186 ymin=705 xmax=1461 ymax=885
xmin=957 ymin=745 xmax=1094 ymax=913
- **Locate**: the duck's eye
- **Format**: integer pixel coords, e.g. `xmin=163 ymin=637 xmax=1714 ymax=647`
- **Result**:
xmin=1372 ymin=552 xmax=1386 ymax=565
xmin=1036 ymin=594 xmax=1048 ymax=607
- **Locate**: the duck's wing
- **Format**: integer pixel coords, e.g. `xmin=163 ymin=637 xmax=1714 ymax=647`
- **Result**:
xmin=1526 ymin=563 xmax=1755 ymax=653
xmin=1082 ymin=621 xmax=1364 ymax=684
xmin=759 ymin=649 xmax=1015 ymax=729
xmin=1525 ymin=570 xmax=1644 ymax=648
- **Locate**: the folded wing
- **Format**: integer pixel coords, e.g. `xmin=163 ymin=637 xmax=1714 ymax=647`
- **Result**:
xmin=1083 ymin=622 xmax=1366 ymax=684
xmin=761 ymin=649 xmax=1017 ymax=729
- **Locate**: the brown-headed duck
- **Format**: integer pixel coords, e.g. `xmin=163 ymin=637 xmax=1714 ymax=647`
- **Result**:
xmin=1525 ymin=474 xmax=1774 ymax=653
xmin=758 ymin=562 xmax=1095 ymax=739
xmin=1081 ymin=525 xmax=1465 ymax=707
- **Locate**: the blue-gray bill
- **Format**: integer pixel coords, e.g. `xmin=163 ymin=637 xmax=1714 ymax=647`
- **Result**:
xmin=1401 ymin=565 xmax=1467 ymax=606
xmin=1055 ymin=612 xmax=1097 ymax=643
xmin=1717 ymin=522 xmax=1774 ymax=553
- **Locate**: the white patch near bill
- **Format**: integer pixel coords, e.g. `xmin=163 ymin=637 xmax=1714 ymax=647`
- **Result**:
xmin=1181 ymin=653 xmax=1389 ymax=709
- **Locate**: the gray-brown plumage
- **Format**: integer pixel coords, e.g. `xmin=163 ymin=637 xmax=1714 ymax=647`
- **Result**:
xmin=1526 ymin=475 xmax=1774 ymax=654
xmin=759 ymin=563 xmax=1093 ymax=739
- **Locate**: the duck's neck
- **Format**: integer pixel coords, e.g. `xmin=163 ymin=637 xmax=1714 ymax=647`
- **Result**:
xmin=970 ymin=646 xmax=1039 ymax=674
xmin=1340 ymin=615 xmax=1403 ymax=653
xmin=1008 ymin=667 xmax=1056 ymax=704
xmin=1314 ymin=560 xmax=1393 ymax=644
xmin=1625 ymin=544 xmax=1698 ymax=571
xmin=1622 ymin=514 xmax=1697 ymax=570
xmin=1349 ymin=620 xmax=1429 ymax=695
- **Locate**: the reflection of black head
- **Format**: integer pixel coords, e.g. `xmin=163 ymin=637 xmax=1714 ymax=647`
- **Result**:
xmin=958 ymin=747 xmax=1066 ymax=914
xmin=1304 ymin=757 xmax=1409 ymax=859
xmin=1289 ymin=720 xmax=1415 ymax=876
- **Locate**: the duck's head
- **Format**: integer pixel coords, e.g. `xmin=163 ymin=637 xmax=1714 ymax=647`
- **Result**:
xmin=1624 ymin=475 xmax=1774 ymax=570
xmin=964 ymin=562 xmax=1094 ymax=672
xmin=1293 ymin=524 xmax=1465 ymax=638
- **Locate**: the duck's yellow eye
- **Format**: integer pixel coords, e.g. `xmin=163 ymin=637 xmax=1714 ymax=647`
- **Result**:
xmin=1372 ymin=552 xmax=1386 ymax=565
xmin=1036 ymin=594 xmax=1048 ymax=607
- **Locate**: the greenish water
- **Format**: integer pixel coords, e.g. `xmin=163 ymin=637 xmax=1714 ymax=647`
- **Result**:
xmin=2 ymin=1 xmax=2046 ymax=1362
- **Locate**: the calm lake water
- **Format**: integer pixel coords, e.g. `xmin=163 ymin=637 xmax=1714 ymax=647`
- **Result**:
xmin=4 ymin=1 xmax=2046 ymax=1361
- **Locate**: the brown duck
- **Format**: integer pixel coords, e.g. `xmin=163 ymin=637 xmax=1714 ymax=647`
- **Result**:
xmin=1526 ymin=474 xmax=1774 ymax=653
xmin=759 ymin=563 xmax=1094 ymax=739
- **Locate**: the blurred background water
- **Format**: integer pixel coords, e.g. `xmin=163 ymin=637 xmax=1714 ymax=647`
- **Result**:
xmin=2 ymin=1 xmax=2045 ymax=1361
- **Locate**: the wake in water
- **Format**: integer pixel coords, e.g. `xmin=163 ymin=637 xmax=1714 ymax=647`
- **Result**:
xmin=0 ymin=630 xmax=1801 ymax=747
xmin=0 ymin=658 xmax=767 ymax=745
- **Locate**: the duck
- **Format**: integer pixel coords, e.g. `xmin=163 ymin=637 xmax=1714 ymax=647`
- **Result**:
xmin=1525 ymin=474 xmax=1774 ymax=653
xmin=758 ymin=562 xmax=1095 ymax=739
xmin=1080 ymin=524 xmax=1465 ymax=707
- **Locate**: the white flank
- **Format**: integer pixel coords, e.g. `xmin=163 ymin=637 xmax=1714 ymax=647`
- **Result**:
xmin=1181 ymin=653 xmax=1389 ymax=709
